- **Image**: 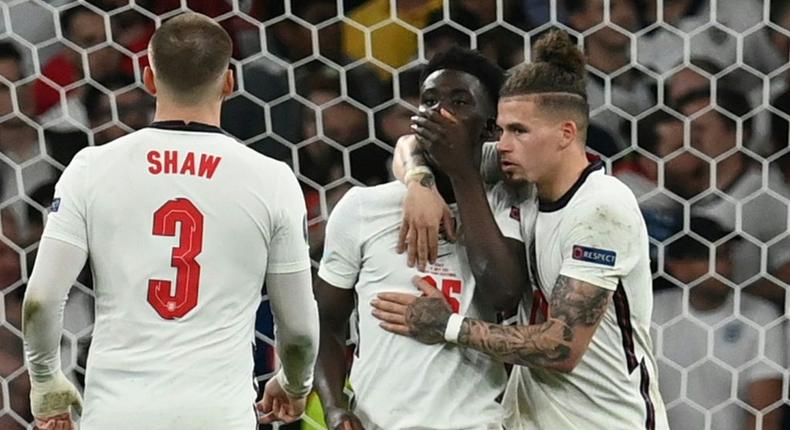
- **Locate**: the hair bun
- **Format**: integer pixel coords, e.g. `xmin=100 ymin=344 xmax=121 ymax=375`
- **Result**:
xmin=533 ymin=30 xmax=586 ymax=76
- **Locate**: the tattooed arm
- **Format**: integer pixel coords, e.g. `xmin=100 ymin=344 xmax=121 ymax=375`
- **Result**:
xmin=460 ymin=275 xmax=611 ymax=371
xmin=373 ymin=275 xmax=612 ymax=373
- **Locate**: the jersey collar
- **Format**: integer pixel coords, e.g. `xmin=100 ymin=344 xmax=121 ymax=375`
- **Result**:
xmin=148 ymin=120 xmax=224 ymax=134
xmin=538 ymin=160 xmax=604 ymax=213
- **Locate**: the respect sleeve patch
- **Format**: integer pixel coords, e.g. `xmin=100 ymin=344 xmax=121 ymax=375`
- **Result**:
xmin=572 ymin=245 xmax=617 ymax=267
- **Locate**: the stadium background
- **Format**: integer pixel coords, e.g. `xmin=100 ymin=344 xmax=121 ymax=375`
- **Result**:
xmin=0 ymin=0 xmax=788 ymax=428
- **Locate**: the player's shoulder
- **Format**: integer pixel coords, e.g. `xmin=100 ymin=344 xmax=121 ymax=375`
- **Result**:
xmin=571 ymin=165 xmax=642 ymax=219
xmin=336 ymin=181 xmax=405 ymax=209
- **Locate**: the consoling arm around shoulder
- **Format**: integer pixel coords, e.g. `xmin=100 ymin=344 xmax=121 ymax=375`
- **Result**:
xmin=458 ymin=275 xmax=611 ymax=373
xmin=266 ymin=269 xmax=320 ymax=398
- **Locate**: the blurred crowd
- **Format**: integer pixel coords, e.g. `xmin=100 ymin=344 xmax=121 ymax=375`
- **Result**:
xmin=0 ymin=0 xmax=789 ymax=429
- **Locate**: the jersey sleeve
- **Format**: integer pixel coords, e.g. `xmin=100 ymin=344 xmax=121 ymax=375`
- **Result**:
xmin=558 ymin=196 xmax=643 ymax=291
xmin=486 ymin=182 xmax=523 ymax=242
xmin=267 ymin=165 xmax=311 ymax=274
xmin=317 ymin=188 xmax=363 ymax=289
xmin=41 ymin=149 xmax=91 ymax=252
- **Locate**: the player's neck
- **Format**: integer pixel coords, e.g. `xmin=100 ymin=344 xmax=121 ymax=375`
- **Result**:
xmin=152 ymin=101 xmax=222 ymax=127
xmin=536 ymin=151 xmax=590 ymax=203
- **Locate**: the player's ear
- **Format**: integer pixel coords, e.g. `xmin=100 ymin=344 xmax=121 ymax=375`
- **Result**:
xmin=222 ymin=69 xmax=234 ymax=97
xmin=143 ymin=66 xmax=157 ymax=96
xmin=558 ymin=120 xmax=577 ymax=149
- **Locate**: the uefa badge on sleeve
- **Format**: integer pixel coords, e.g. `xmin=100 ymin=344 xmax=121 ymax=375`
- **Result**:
xmin=50 ymin=198 xmax=61 ymax=213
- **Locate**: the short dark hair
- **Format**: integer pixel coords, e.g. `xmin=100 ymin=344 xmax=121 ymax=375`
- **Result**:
xmin=637 ymin=111 xmax=676 ymax=155
xmin=150 ymin=13 xmax=232 ymax=103
xmin=59 ymin=5 xmax=96 ymax=36
xmin=0 ymin=41 xmax=22 ymax=63
xmin=676 ymin=87 xmax=752 ymax=137
xmin=420 ymin=46 xmax=504 ymax=108
xmin=500 ymin=30 xmax=589 ymax=137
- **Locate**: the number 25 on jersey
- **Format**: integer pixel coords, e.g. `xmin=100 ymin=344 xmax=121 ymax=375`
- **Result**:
xmin=148 ymin=198 xmax=204 ymax=319
xmin=421 ymin=275 xmax=462 ymax=313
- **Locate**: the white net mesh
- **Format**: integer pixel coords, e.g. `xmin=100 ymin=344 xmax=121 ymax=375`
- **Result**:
xmin=0 ymin=0 xmax=788 ymax=429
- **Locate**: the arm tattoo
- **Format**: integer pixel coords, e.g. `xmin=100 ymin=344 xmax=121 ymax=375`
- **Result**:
xmin=458 ymin=318 xmax=572 ymax=367
xmin=549 ymin=275 xmax=611 ymax=327
xmin=419 ymin=173 xmax=435 ymax=188
xmin=404 ymin=297 xmax=451 ymax=344
xmin=457 ymin=275 xmax=611 ymax=368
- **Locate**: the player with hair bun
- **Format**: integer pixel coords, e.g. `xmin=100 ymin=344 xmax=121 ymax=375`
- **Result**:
xmin=375 ymin=30 xmax=669 ymax=430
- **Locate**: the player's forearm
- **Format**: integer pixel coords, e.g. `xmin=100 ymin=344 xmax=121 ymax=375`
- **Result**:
xmin=314 ymin=326 xmax=350 ymax=410
xmin=393 ymin=134 xmax=429 ymax=183
xmin=267 ymin=270 xmax=320 ymax=397
xmin=22 ymin=238 xmax=87 ymax=382
xmin=22 ymin=293 xmax=65 ymax=381
xmin=457 ymin=317 xmax=575 ymax=371
xmin=450 ymin=174 xmax=527 ymax=311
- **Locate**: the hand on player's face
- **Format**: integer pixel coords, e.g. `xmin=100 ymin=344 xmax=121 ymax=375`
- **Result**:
xmin=372 ymin=276 xmax=453 ymax=345
xmin=411 ymin=106 xmax=483 ymax=177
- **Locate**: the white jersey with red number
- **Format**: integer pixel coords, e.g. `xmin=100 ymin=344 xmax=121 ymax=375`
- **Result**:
xmin=318 ymin=180 xmax=522 ymax=430
xmin=503 ymin=162 xmax=669 ymax=430
xmin=42 ymin=121 xmax=310 ymax=430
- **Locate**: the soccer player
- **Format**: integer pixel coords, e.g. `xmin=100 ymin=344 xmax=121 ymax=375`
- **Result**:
xmin=22 ymin=13 xmax=318 ymax=430
xmin=315 ymin=47 xmax=526 ymax=429
xmin=373 ymin=30 xmax=669 ymax=430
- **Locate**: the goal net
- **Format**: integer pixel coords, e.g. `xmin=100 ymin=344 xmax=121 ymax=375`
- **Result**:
xmin=0 ymin=0 xmax=788 ymax=429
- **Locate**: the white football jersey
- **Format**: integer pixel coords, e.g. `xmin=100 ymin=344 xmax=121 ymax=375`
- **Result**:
xmin=503 ymin=162 xmax=669 ymax=430
xmin=43 ymin=121 xmax=310 ymax=430
xmin=318 ymin=180 xmax=522 ymax=430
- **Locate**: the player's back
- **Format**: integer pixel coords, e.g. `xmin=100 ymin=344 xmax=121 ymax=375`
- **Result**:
xmin=60 ymin=122 xmax=302 ymax=429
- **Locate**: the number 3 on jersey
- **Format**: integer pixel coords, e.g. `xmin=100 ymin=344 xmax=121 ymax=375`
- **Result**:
xmin=421 ymin=275 xmax=462 ymax=313
xmin=148 ymin=198 xmax=204 ymax=319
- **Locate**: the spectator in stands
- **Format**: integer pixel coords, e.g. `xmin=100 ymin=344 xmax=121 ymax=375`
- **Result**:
xmin=0 ymin=41 xmax=32 ymax=117
xmin=637 ymin=0 xmax=781 ymax=76
xmin=0 ymin=117 xmax=56 ymax=240
xmin=665 ymin=57 xmax=720 ymax=107
xmin=83 ymin=78 xmax=154 ymax=145
xmin=653 ymin=217 xmax=785 ymax=430
xmin=0 ymin=41 xmax=23 ymax=82
xmin=616 ymin=111 xmax=685 ymax=242
xmin=33 ymin=5 xmax=120 ymax=123
xmin=677 ymin=88 xmax=790 ymax=298
xmin=566 ymin=0 xmax=655 ymax=147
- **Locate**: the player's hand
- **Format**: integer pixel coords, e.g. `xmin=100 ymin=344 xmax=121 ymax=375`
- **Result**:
xmin=29 ymin=371 xmax=82 ymax=430
xmin=257 ymin=376 xmax=306 ymax=424
xmin=411 ymin=106 xmax=481 ymax=177
xmin=398 ymin=180 xmax=456 ymax=271
xmin=372 ymin=276 xmax=453 ymax=345
xmin=324 ymin=406 xmax=365 ymax=430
